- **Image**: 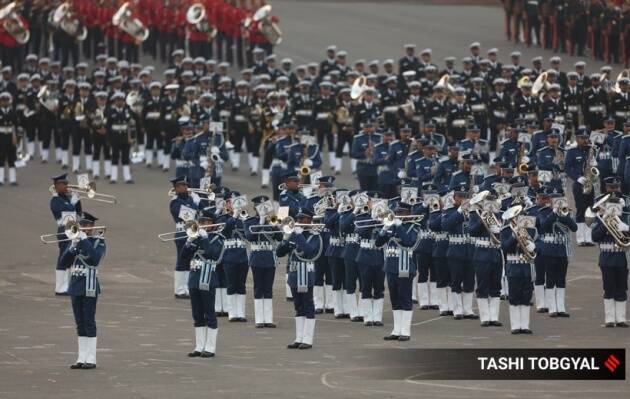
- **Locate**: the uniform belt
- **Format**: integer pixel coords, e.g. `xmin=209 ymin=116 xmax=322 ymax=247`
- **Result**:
xmin=271 ymin=159 xmax=287 ymax=168
xmin=419 ymin=231 xmax=433 ymax=239
xmin=146 ymin=112 xmax=160 ymax=119
xmin=433 ymin=117 xmax=447 ymax=125
xmin=385 ymin=247 xmax=403 ymax=257
xmin=554 ymin=116 xmax=565 ymax=123
xmin=471 ymin=104 xmax=486 ymax=112
xmin=434 ymin=233 xmax=447 ymax=241
xmin=506 ymin=254 xmax=530 ymax=263
xmin=316 ymin=112 xmax=330 ymax=120
xmin=475 ymin=238 xmax=500 ymax=249
xmin=289 ymin=261 xmax=314 ymax=272
xmin=412 ymin=116 xmax=422 ymax=122
xmin=175 ymin=160 xmax=190 ymax=167
xmin=0 ymin=126 xmax=14 ymax=133
xmin=615 ymin=111 xmax=630 ymax=118
xmin=448 ymin=235 xmax=468 ymax=245
xmin=330 ymin=237 xmax=345 ymax=246
xmin=219 ymin=111 xmax=231 ymax=118
xmin=70 ymin=266 xmax=98 ymax=276
xmin=567 ymin=105 xmax=579 ymax=113
xmin=360 ymin=239 xmax=377 ymax=250
xmin=234 ymin=115 xmax=247 ymax=122
xmin=165 ymin=114 xmax=173 ymax=120
xmin=493 ymin=110 xmax=507 ymax=119
xmin=599 ymin=243 xmax=627 ymax=252
xmin=589 ymin=105 xmax=605 ymax=113
xmin=541 ymin=234 xmax=566 ymax=244
xmin=346 ymin=234 xmax=359 ymax=244
xmin=523 ymin=113 xmax=537 ymax=120
xmin=383 ymin=106 xmax=399 ymax=114
xmin=452 ymin=119 xmax=467 ymax=127
xmin=75 ymin=115 xmax=86 ymax=122
xmin=377 ymin=165 xmax=390 ymax=173
xmin=296 ymin=110 xmax=312 ymax=117
xmin=251 ymin=243 xmax=274 ymax=251
xmin=190 ymin=259 xmax=217 ymax=271
xmin=112 ymin=124 xmax=128 ymax=131
xmin=224 ymin=239 xmax=246 ymax=249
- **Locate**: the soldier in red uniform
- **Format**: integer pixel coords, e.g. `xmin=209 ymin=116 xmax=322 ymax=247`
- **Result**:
xmin=216 ymin=0 xmax=232 ymax=62
xmin=0 ymin=5 xmax=29 ymax=70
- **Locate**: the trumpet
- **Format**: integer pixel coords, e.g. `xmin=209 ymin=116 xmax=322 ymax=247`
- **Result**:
xmin=158 ymin=220 xmax=225 ymax=242
xmin=426 ymin=196 xmax=441 ymax=212
xmin=41 ymin=220 xmax=106 ymax=244
xmin=49 ymin=182 xmax=117 ymax=204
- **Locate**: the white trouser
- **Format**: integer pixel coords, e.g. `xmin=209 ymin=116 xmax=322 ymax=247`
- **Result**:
xmin=204 ymin=328 xmax=218 ymax=353
xmin=462 ymin=292 xmax=475 ymax=315
xmin=615 ymin=300 xmax=627 ymax=323
xmin=123 ymin=165 xmax=132 ymax=182
xmin=110 ymin=165 xmax=118 ymax=182
xmin=520 ymin=305 xmax=530 ymax=330
xmin=263 ymin=298 xmax=274 ymax=324
xmin=313 ymin=286 xmax=324 ymax=310
xmin=390 ymin=310 xmax=402 ymax=336
xmin=294 ymin=316 xmax=305 ymax=343
xmin=428 ymin=282 xmax=438 ymax=306
xmin=477 ymin=297 xmax=490 ymax=323
xmin=254 ymin=299 xmax=264 ymax=324
xmin=72 ymin=155 xmax=81 ymax=172
xmin=373 ymin=298 xmax=384 ymax=322
xmin=546 ymin=287 xmax=557 ymax=314
xmin=451 ymin=292 xmax=463 ymax=316
xmin=285 ymin=274 xmax=292 ymax=298
xmin=194 ymin=326 xmax=206 ymax=352
xmin=334 ymin=290 xmax=345 ymax=315
xmin=345 ymin=293 xmax=358 ymax=318
xmin=489 ymin=297 xmax=501 ymax=322
xmin=509 ymin=305 xmax=520 ymax=330
xmin=556 ymin=287 xmax=566 ymax=313
xmin=302 ymin=318 xmax=315 ymax=345
xmin=324 ymin=285 xmax=334 ymax=310
xmin=85 ymin=337 xmax=97 ymax=364
xmin=604 ymin=299 xmax=615 ymax=324
xmin=55 ymin=269 xmax=70 ymax=293
xmin=400 ymin=310 xmax=412 ymax=337
xmin=76 ymin=336 xmax=88 ymax=364
xmin=534 ymin=285 xmax=546 ymax=310
xmin=361 ymin=299 xmax=373 ymax=323
xmin=174 ymin=271 xmax=189 ymax=295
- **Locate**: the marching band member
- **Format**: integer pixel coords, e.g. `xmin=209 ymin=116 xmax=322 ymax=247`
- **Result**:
xmin=339 ymin=190 xmax=363 ymax=321
xmin=324 ymin=188 xmax=350 ymax=318
xmin=565 ymin=128 xmax=596 ymax=246
xmin=279 ymin=172 xmax=306 ymax=300
xmin=468 ymin=191 xmax=503 ymax=326
xmin=591 ymin=177 xmax=629 ymax=328
xmin=89 ymin=92 xmax=111 ymax=180
xmin=72 ymin=83 xmax=93 ymax=173
xmin=532 ymin=130 xmax=565 ymax=192
xmin=312 ymin=81 xmax=337 ymax=170
xmin=501 ymin=205 xmax=536 ymax=334
xmin=171 ymin=117 xmax=193 ymax=183
xmin=229 ymin=81 xmax=257 ymax=175
xmin=180 ymin=215 xmax=224 ymax=358
xmin=60 ymin=212 xmax=106 ymax=370
xmin=0 ymin=92 xmax=17 ymax=185
xmin=595 ymin=117 xmax=621 ymax=187
xmin=142 ymin=82 xmax=164 ymax=168
xmin=244 ymin=196 xmax=281 ymax=328
xmin=536 ymin=188 xmax=577 ymax=318
xmin=277 ymin=208 xmax=323 ymax=349
xmin=434 ymin=144 xmax=459 ymax=193
xmin=269 ymin=122 xmax=293 ymax=201
xmin=441 ymin=187 xmax=478 ymax=320
xmin=160 ymin=84 xmax=184 ymax=172
xmin=287 ymin=131 xmax=322 ymax=184
xmin=351 ymin=121 xmax=382 ymax=191
xmin=377 ymin=204 xmax=419 ymax=341
xmin=106 ymin=93 xmax=135 ymax=184
xmin=373 ymin=130 xmax=397 ymax=198
xmin=413 ymin=183 xmax=439 ymax=310
xmin=184 ymin=114 xmax=228 ymax=188
xmin=169 ymin=176 xmax=201 ymax=298
xmin=429 ymin=191 xmax=453 ymax=316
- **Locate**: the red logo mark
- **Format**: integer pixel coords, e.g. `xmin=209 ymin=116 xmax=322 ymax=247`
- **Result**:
xmin=604 ymin=354 xmax=621 ymax=373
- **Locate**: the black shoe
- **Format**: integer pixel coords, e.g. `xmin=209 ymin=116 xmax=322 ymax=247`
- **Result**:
xmin=383 ymin=334 xmax=399 ymax=341
xmin=537 ymin=308 xmax=549 ymax=313
xmin=557 ymin=312 xmax=570 ymax=318
xmin=500 ymin=295 xmax=508 ymax=300
xmin=364 ymin=321 xmax=374 ymax=326
xmin=412 ymin=299 xmax=419 ymax=304
xmin=342 ymin=314 xmax=351 ymax=319
xmin=350 ymin=316 xmax=362 ymax=322
xmin=584 ymin=242 xmax=596 ymax=247
xmin=334 ymin=314 xmax=345 ymax=319
xmin=397 ymin=335 xmax=410 ymax=341
xmin=109 ymin=180 xmax=116 ymax=184
xmin=255 ymin=323 xmax=265 ymax=328
xmin=10 ymin=182 xmax=17 ymax=186
xmin=549 ymin=312 xmax=559 ymax=318
xmin=239 ymin=318 xmax=247 ymax=322
xmin=439 ymin=311 xmax=449 ymax=316
xmin=287 ymin=342 xmax=301 ymax=349
xmin=81 ymin=363 xmax=96 ymax=369
xmin=55 ymin=292 xmax=69 ymax=296
xmin=419 ymin=305 xmax=430 ymax=310
xmin=315 ymin=309 xmax=323 ymax=314
xmin=125 ymin=180 xmax=135 ymax=184
xmin=174 ymin=294 xmax=189 ymax=299
xmin=250 ymin=171 xmax=257 ymax=177
xmin=200 ymin=351 xmax=215 ymax=358
xmin=146 ymin=164 xmax=152 ymax=168
xmin=335 ymin=170 xmax=341 ymax=176
xmin=453 ymin=314 xmax=463 ymax=320
xmin=429 ymin=305 xmax=440 ymax=310
xmin=62 ymin=164 xmax=68 ymax=170
xmin=325 ymin=308 xmax=334 ymax=314
xmin=605 ymin=322 xmax=616 ymax=328
xmin=463 ymin=314 xmax=479 ymax=320
xmin=229 ymin=318 xmax=239 ymax=322
xmin=41 ymin=159 xmax=47 ymax=164
xmin=264 ymin=323 xmax=276 ymax=328
xmin=261 ymin=184 xmax=268 ymax=189
xmin=373 ymin=321 xmax=383 ymax=327
xmin=70 ymin=363 xmax=84 ymax=369
xmin=231 ymin=167 xmax=238 ymax=172
xmin=511 ymin=329 xmax=521 ymax=334
xmin=616 ymin=322 xmax=629 ymax=328
xmin=520 ymin=329 xmax=533 ymax=334
xmin=480 ymin=321 xmax=490 ymax=327
xmin=489 ymin=321 xmax=503 ymax=327
xmin=298 ymin=343 xmax=312 ymax=349
xmin=93 ymin=175 xmax=99 ymax=180
xmin=216 ymin=312 xmax=226 ymax=317
xmin=188 ymin=351 xmax=202 ymax=357
xmin=286 ymin=297 xmax=293 ymax=302
xmin=446 ymin=311 xmax=454 ymax=316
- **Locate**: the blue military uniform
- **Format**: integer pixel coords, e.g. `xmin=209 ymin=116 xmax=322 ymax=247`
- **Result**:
xmin=564 ymin=136 xmax=596 ymax=245
xmin=433 ymin=151 xmax=459 ymax=193
xmin=373 ymin=135 xmax=398 ymax=198
xmin=339 ymin=202 xmax=362 ymax=321
xmin=269 ymin=132 xmax=294 ymax=201
xmin=351 ymin=130 xmax=382 ymax=191
xmin=287 ymin=140 xmax=323 ymax=181
xmin=415 ymin=153 xmax=439 ymax=187
xmin=59 ymin=212 xmax=106 ymax=369
xmin=49 ymin=173 xmax=82 ymax=295
xmin=411 ymin=185 xmax=438 ymax=309
xmin=533 ymin=142 xmax=565 ymax=192
xmin=324 ymin=189 xmax=350 ymax=318
xmin=405 ymin=147 xmax=422 ymax=185
xmin=429 ymin=201 xmax=452 ymax=315
xmin=180 ymin=226 xmax=224 ymax=357
xmin=183 ymin=124 xmax=229 ymax=188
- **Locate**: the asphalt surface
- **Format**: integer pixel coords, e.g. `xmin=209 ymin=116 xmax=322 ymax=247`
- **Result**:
xmin=0 ymin=2 xmax=628 ymax=399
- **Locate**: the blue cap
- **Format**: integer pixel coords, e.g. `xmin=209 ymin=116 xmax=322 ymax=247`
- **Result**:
xmin=535 ymin=186 xmax=550 ymax=196
xmin=51 ymin=173 xmax=69 ymax=183
xmin=79 ymin=212 xmax=98 ymax=225
xmin=297 ymin=208 xmax=314 ymax=218
xmin=367 ymin=191 xmax=383 ymax=199
xmin=318 ymin=175 xmax=335 ymax=186
xmin=575 ymin=127 xmax=589 ymax=138
xmin=251 ymin=195 xmax=270 ymax=204
xmin=283 ymin=171 xmax=299 ymax=181
xmin=510 ymin=175 xmax=527 ymax=185
xmin=547 ymin=129 xmax=561 ymax=137
xmin=605 ymin=176 xmax=622 ymax=186
xmin=170 ymin=176 xmax=188 ymax=185
xmin=454 ymin=186 xmax=469 ymax=197
xmin=422 ymin=182 xmax=438 ymax=191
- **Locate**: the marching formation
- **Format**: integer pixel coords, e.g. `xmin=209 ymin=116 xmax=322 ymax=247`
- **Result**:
xmin=1 ymin=0 xmax=625 ymax=371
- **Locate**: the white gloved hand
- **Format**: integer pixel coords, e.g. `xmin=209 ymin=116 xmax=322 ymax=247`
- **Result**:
xmin=397 ymin=170 xmax=406 ymax=179
xmin=618 ymin=221 xmax=630 ymax=232
xmin=233 ymin=210 xmax=240 ymax=218
xmin=526 ymin=241 xmax=536 ymax=252
xmin=457 ymin=206 xmax=464 ymax=214
xmin=283 ymin=233 xmax=291 ymax=241
xmin=259 ymin=216 xmax=266 ymax=225
xmin=577 ymin=176 xmax=587 ymax=185
xmin=394 ymin=218 xmax=403 ymax=226
xmin=525 ymin=197 xmax=533 ymax=207
xmin=198 ymin=229 xmax=208 ymax=238
xmin=294 ymin=226 xmax=304 ymax=235
xmin=304 ymin=159 xmax=313 ymax=167
xmin=590 ymin=158 xmax=598 ymax=167
xmin=70 ymin=192 xmax=80 ymax=205
xmin=186 ymin=236 xmax=195 ymax=243
xmin=490 ymin=225 xmax=501 ymax=234
xmin=79 ymin=231 xmax=88 ymax=241
xmin=337 ymin=204 xmax=345 ymax=212
xmin=190 ymin=192 xmax=201 ymax=205
xmin=521 ymin=156 xmax=530 ymax=164
xmin=211 ymin=146 xmax=220 ymax=155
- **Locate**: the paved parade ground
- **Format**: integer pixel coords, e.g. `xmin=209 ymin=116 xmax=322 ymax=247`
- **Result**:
xmin=0 ymin=1 xmax=628 ymax=398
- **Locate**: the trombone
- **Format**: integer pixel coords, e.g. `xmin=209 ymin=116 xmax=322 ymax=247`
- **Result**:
xmin=158 ymin=220 xmax=225 ymax=242
xmin=249 ymin=216 xmax=324 ymax=235
xmin=41 ymin=220 xmax=106 ymax=244
xmin=354 ymin=211 xmax=424 ymax=228
xmin=49 ymin=182 xmax=117 ymax=204
xmin=168 ymin=187 xmax=215 ymax=201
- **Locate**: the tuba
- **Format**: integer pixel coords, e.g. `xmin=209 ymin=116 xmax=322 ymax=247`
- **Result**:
xmin=187 ymin=3 xmax=217 ymax=42
xmin=0 ymin=2 xmax=30 ymax=44
xmin=248 ymin=5 xmax=282 ymax=45
xmin=113 ymin=2 xmax=150 ymax=42
xmin=436 ymin=74 xmax=455 ymax=94
xmin=50 ymin=2 xmax=87 ymax=41
xmin=517 ymin=75 xmax=530 ymax=89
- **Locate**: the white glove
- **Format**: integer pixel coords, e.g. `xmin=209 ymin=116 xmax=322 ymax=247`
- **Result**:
xmin=283 ymin=233 xmax=291 ymax=241
xmin=294 ymin=226 xmax=304 ymax=235
xmin=211 ymin=146 xmax=220 ymax=155
xmin=71 ymin=238 xmax=80 ymax=246
xmin=79 ymin=231 xmax=88 ymax=241
xmin=457 ymin=206 xmax=464 ymax=214
xmin=394 ymin=218 xmax=402 ymax=226
xmin=337 ymin=204 xmax=345 ymax=212
xmin=190 ymin=192 xmax=201 ymax=205
xmin=525 ymin=197 xmax=533 ymax=207
xmin=70 ymin=192 xmax=80 ymax=205
xmin=521 ymin=156 xmax=530 ymax=164
xmin=198 ymin=229 xmax=208 ymax=238
xmin=590 ymin=158 xmax=598 ymax=167
xmin=186 ymin=236 xmax=195 ymax=243
xmin=397 ymin=170 xmax=406 ymax=179
xmin=490 ymin=225 xmax=501 ymax=234
xmin=304 ymin=159 xmax=313 ymax=167
xmin=577 ymin=176 xmax=587 ymax=185
xmin=232 ymin=210 xmax=240 ymax=218
xmin=526 ymin=241 xmax=536 ymax=252
xmin=259 ymin=216 xmax=266 ymax=225
xmin=618 ymin=221 xmax=630 ymax=232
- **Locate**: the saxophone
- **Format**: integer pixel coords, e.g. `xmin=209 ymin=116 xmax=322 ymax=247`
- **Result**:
xmin=582 ymin=145 xmax=599 ymax=195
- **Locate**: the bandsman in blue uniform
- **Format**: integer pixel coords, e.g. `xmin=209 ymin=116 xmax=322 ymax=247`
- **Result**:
xmin=448 ymin=153 xmax=483 ymax=192
xmin=244 ymin=195 xmax=281 ymax=328
xmin=60 ymin=212 xmax=106 ymax=370
xmin=595 ymin=117 xmax=621 ymax=188
xmin=287 ymin=132 xmax=322 ymax=184
xmin=339 ymin=191 xmax=363 ymax=321
xmin=441 ymin=188 xmax=478 ymax=320
xmin=373 ymin=130 xmax=398 ymax=198
xmin=459 ymin=125 xmax=490 ymax=165
xmin=591 ymin=177 xmax=629 ymax=327
xmin=50 ymin=173 xmax=83 ymax=295
xmin=414 ymin=142 xmax=439 ymax=188
xmin=279 ymin=172 xmax=306 ymax=299
xmin=351 ymin=121 xmax=382 ymax=191
xmin=376 ymin=204 xmax=419 ymax=341
xmin=169 ymin=176 xmax=201 ymax=298
xmin=564 ymin=128 xmax=596 ymax=246
xmin=434 ymin=144 xmax=459 ymax=193
xmin=389 ymin=127 xmax=412 ymax=185
xmin=536 ymin=188 xmax=577 ymax=318
xmin=183 ymin=115 xmax=229 ymax=188
xmin=324 ymin=188 xmax=351 ymax=318
xmin=412 ymin=183 xmax=439 ymax=310
xmin=277 ymin=209 xmax=323 ymax=349
xmin=404 ymin=135 xmax=423 ymax=185
xmin=180 ymin=215 xmax=224 ymax=358
xmin=171 ymin=117 xmax=194 ymax=184
xmin=269 ymin=122 xmax=295 ymax=201
xmin=532 ymin=130 xmax=565 ymax=192
xmin=616 ymin=121 xmax=630 ymax=195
